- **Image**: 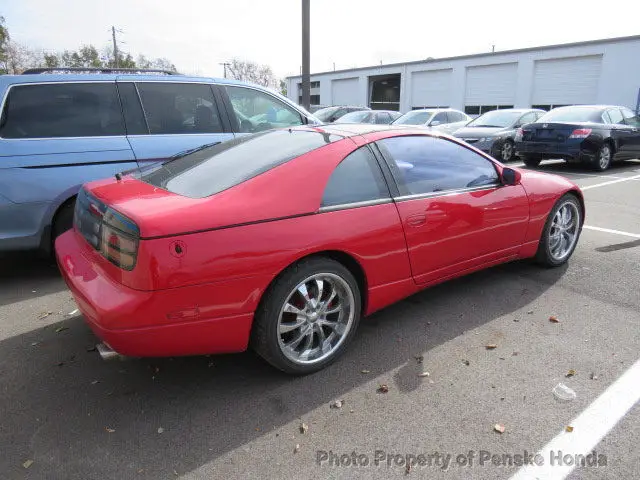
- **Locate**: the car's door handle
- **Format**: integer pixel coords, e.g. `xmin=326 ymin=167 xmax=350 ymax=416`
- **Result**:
xmin=406 ymin=214 xmax=427 ymax=227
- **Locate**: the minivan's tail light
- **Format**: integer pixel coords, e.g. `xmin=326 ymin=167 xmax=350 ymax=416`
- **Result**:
xmin=75 ymin=189 xmax=140 ymax=271
xmin=569 ymin=128 xmax=592 ymax=139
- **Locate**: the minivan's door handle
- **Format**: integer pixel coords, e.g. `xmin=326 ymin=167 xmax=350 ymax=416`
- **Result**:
xmin=406 ymin=214 xmax=427 ymax=227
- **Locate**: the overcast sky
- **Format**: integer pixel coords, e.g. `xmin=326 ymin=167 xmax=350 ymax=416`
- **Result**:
xmin=4 ymin=0 xmax=639 ymax=79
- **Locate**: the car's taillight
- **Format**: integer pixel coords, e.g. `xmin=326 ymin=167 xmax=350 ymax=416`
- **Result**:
xmin=569 ymin=128 xmax=592 ymax=139
xmin=515 ymin=128 xmax=523 ymax=141
xmin=100 ymin=209 xmax=140 ymax=271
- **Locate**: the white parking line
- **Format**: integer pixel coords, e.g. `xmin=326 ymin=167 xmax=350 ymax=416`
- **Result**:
xmin=583 ymin=226 xmax=640 ymax=239
xmin=510 ymin=358 xmax=640 ymax=480
xmin=580 ymin=174 xmax=640 ymax=190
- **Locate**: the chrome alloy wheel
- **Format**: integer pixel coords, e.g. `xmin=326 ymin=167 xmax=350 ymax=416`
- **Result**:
xmin=548 ymin=201 xmax=580 ymax=261
xmin=598 ymin=145 xmax=611 ymax=170
xmin=277 ymin=273 xmax=355 ymax=365
xmin=501 ymin=141 xmax=514 ymax=161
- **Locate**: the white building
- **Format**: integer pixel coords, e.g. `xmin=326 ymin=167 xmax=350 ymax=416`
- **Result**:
xmin=286 ymin=35 xmax=640 ymax=115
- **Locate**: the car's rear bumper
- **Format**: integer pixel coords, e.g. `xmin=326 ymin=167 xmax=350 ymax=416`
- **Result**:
xmin=55 ymin=230 xmax=255 ymax=357
xmin=515 ymin=141 xmax=595 ymax=163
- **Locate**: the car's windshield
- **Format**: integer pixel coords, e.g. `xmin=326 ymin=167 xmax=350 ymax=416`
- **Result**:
xmin=314 ymin=107 xmax=339 ymax=122
xmin=467 ymin=110 xmax=522 ymax=128
xmin=392 ymin=110 xmax=434 ymax=125
xmin=334 ymin=111 xmax=371 ymax=123
xmin=538 ymin=107 xmax=604 ymax=123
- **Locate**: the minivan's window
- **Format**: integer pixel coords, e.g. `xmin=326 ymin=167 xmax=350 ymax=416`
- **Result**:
xmin=139 ymin=129 xmax=340 ymax=198
xmin=467 ymin=110 xmax=521 ymax=128
xmin=538 ymin=107 xmax=604 ymax=123
xmin=0 ymin=83 xmax=124 ymax=138
xmin=393 ymin=110 xmax=433 ymax=126
xmin=117 ymin=82 xmax=148 ymax=135
xmin=225 ymin=85 xmax=303 ymax=133
xmin=137 ymin=82 xmax=223 ymax=134
xmin=322 ymin=147 xmax=389 ymax=207
xmin=377 ymin=135 xmax=499 ymax=196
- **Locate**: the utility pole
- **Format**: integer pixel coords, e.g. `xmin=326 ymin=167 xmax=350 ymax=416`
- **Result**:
xmin=112 ymin=26 xmax=119 ymax=67
xmin=301 ymin=0 xmax=310 ymax=110
xmin=219 ymin=62 xmax=231 ymax=78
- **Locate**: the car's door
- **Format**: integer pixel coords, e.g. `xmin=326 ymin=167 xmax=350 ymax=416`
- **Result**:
xmin=220 ymin=84 xmax=307 ymax=132
xmin=620 ymin=107 xmax=640 ymax=159
xmin=606 ymin=108 xmax=639 ymax=160
xmin=121 ymin=80 xmax=235 ymax=166
xmin=376 ymin=135 xmax=530 ymax=285
xmin=0 ymin=81 xmax=137 ymax=248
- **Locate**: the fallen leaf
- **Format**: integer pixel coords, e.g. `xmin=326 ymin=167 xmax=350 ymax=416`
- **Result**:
xmin=377 ymin=384 xmax=389 ymax=394
xmin=414 ymin=355 xmax=424 ymax=363
xmin=526 ymin=310 xmax=534 ymax=314
xmin=294 ymin=444 xmax=300 ymax=454
xmin=361 ymin=369 xmax=370 ymax=374
xmin=494 ymin=424 xmax=506 ymax=434
xmin=549 ymin=316 xmax=560 ymax=323
xmin=31 ymin=342 xmax=40 ymax=347
xmin=38 ymin=311 xmax=53 ymax=320
xmin=55 ymin=326 xmax=68 ymax=333
xmin=299 ymin=423 xmax=308 ymax=434
xmin=23 ymin=460 xmax=34 ymax=469
xmin=330 ymin=400 xmax=343 ymax=409
xmin=137 ymin=469 xmax=145 ymax=473
xmin=157 ymin=427 xmax=164 ymax=434
xmin=512 ymin=351 xmax=519 ymax=356
xmin=565 ymin=426 xmax=574 ymax=433
xmin=349 ymin=409 xmax=354 ymax=413
xmin=91 ymin=380 xmax=99 ymax=385
xmin=590 ymin=373 xmax=598 ymax=380
xmin=462 ymin=359 xmax=470 ymax=366
xmin=566 ymin=369 xmax=576 ymax=378
xmin=418 ymin=371 xmax=430 ymax=377
xmin=105 ymin=427 xmax=115 ymax=433
xmin=485 ymin=344 xmax=497 ymax=350
xmin=405 ymin=463 xmax=412 ymax=474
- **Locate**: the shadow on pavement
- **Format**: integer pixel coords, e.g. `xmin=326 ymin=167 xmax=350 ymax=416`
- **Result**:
xmin=0 ymin=261 xmax=567 ymax=479
xmin=0 ymin=252 xmax=66 ymax=308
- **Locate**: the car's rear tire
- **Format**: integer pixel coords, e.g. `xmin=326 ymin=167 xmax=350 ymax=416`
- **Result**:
xmin=593 ymin=143 xmax=612 ymax=171
xmin=535 ymin=194 xmax=582 ymax=267
xmin=51 ymin=199 xmax=75 ymax=245
xmin=251 ymin=257 xmax=361 ymax=375
xmin=521 ymin=154 xmax=541 ymax=168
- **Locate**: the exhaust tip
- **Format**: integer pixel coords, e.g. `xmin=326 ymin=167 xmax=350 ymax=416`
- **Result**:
xmin=96 ymin=342 xmax=122 ymax=361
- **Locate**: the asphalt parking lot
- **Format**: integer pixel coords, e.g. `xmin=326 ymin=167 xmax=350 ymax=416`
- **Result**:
xmin=1 ymin=160 xmax=639 ymax=480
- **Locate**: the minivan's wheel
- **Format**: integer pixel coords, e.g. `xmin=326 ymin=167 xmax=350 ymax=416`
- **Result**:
xmin=521 ymin=154 xmax=541 ymax=168
xmin=500 ymin=140 xmax=515 ymax=162
xmin=52 ymin=199 xmax=75 ymax=243
xmin=252 ymin=257 xmax=361 ymax=374
xmin=535 ymin=194 xmax=582 ymax=267
xmin=593 ymin=144 xmax=612 ymax=171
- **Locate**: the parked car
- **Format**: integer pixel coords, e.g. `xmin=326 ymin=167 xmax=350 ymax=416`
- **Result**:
xmin=392 ymin=108 xmax=471 ymax=134
xmin=515 ymin=105 xmax=640 ymax=170
xmin=0 ymin=68 xmax=319 ymax=254
xmin=56 ymin=124 xmax=584 ymax=374
xmin=453 ymin=109 xmax=545 ymax=162
xmin=334 ymin=110 xmax=401 ymax=125
xmin=314 ymin=105 xmax=370 ymax=123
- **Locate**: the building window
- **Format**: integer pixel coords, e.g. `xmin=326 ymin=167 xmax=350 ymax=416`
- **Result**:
xmin=531 ymin=104 xmax=570 ymax=111
xmin=412 ymin=106 xmax=448 ymax=110
xmin=297 ymin=81 xmax=320 ymax=91
xmin=464 ymin=105 xmax=514 ymax=116
xmin=298 ymin=94 xmax=321 ymax=105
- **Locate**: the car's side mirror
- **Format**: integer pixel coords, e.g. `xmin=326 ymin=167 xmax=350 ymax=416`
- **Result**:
xmin=502 ymin=167 xmax=521 ymax=186
xmin=430 ymin=120 xmax=441 ymax=126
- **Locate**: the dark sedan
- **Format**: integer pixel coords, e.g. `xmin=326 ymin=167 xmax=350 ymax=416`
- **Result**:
xmin=454 ymin=109 xmax=544 ymax=162
xmin=515 ymin=105 xmax=640 ymax=171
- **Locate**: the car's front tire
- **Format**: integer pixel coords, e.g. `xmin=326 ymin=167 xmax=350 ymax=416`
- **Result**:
xmin=535 ymin=194 xmax=582 ymax=267
xmin=499 ymin=139 xmax=515 ymax=162
xmin=251 ymin=257 xmax=362 ymax=375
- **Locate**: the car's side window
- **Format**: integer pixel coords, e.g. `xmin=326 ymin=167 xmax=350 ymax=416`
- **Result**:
xmin=449 ymin=111 xmax=464 ymax=122
xmin=607 ymin=108 xmax=624 ymax=125
xmin=136 ymin=82 xmax=223 ymax=135
xmin=432 ymin=112 xmax=448 ymax=125
xmin=621 ymin=108 xmax=640 ymax=127
xmin=375 ymin=112 xmax=391 ymax=124
xmin=518 ymin=112 xmax=537 ymax=126
xmin=117 ymin=82 xmax=149 ymax=135
xmin=377 ymin=135 xmax=500 ymax=196
xmin=321 ymin=146 xmax=390 ymax=208
xmin=0 ymin=83 xmax=125 ymax=139
xmin=225 ymin=85 xmax=303 ymax=133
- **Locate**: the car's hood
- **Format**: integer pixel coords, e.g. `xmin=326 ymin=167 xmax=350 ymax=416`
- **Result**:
xmin=454 ymin=126 xmax=509 ymax=138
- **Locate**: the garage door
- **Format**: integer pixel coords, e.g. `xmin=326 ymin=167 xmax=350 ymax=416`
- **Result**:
xmin=411 ymin=69 xmax=452 ymax=108
xmin=531 ymin=55 xmax=602 ymax=105
xmin=331 ymin=78 xmax=360 ymax=105
xmin=465 ymin=63 xmax=517 ymax=105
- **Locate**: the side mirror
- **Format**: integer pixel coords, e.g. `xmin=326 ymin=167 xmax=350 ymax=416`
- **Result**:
xmin=502 ymin=167 xmax=521 ymax=186
xmin=430 ymin=120 xmax=441 ymax=126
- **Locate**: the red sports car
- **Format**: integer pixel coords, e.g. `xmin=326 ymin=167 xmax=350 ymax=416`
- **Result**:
xmin=56 ymin=125 xmax=584 ymax=374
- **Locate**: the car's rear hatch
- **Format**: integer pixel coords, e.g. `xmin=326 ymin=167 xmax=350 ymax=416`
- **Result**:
xmin=522 ymin=122 xmax=589 ymax=143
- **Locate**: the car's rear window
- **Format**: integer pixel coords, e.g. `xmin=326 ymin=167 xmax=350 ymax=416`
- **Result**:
xmin=138 ymin=128 xmax=341 ymax=198
xmin=538 ymin=107 xmax=604 ymax=123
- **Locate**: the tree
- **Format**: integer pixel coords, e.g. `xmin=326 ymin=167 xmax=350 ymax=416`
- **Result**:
xmin=227 ymin=58 xmax=277 ymax=89
xmin=279 ymin=79 xmax=287 ymax=97
xmin=136 ymin=54 xmax=177 ymax=72
xmin=1 ymin=16 xmax=10 ymax=73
